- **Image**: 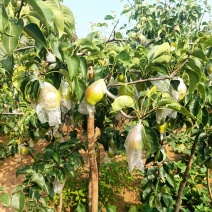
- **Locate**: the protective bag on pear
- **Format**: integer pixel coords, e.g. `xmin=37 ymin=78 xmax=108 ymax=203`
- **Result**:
xmin=34 ymin=81 xmax=61 ymax=127
xmin=124 ymin=123 xmax=144 ymax=172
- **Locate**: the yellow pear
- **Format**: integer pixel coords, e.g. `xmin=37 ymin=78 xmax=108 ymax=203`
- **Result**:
xmin=85 ymin=79 xmax=106 ymax=105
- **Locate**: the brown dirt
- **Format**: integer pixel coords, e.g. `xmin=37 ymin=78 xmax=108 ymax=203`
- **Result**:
xmin=0 ymin=127 xmax=143 ymax=212
xmin=0 ymin=138 xmax=47 ymax=212
xmin=1 ymin=128 xmax=207 ymax=212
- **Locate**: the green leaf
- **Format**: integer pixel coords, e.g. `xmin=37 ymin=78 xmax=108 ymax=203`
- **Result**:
xmin=198 ymin=83 xmax=206 ymax=104
xmin=2 ymin=19 xmax=23 ymax=55
xmin=186 ymin=57 xmax=203 ymax=78
xmin=142 ymin=126 xmax=159 ymax=155
xmin=179 ymin=106 xmax=196 ymax=119
xmin=150 ymin=65 xmax=168 ymax=75
xmin=166 ymin=173 xmax=176 ymax=188
xmin=13 ymin=185 xmax=25 ymax=193
xmin=147 ymin=42 xmax=170 ymax=63
xmin=65 ymin=55 xmax=80 ymax=80
xmin=162 ymin=193 xmax=172 ymax=207
xmin=1 ymin=55 xmax=14 ymax=74
xmin=151 ymin=54 xmax=171 ymax=64
xmin=186 ymin=69 xmax=199 ymax=93
xmin=45 ymin=0 xmax=64 ymax=38
xmin=0 ymin=192 xmax=11 ymax=207
xmin=12 ymin=192 xmax=25 ymax=212
xmin=129 ymin=205 xmax=138 ymax=212
xmin=117 ymin=50 xmax=131 ymax=64
xmin=12 ymin=66 xmax=27 ymax=91
xmin=62 ymin=5 xmax=75 ymax=37
xmin=24 ymin=23 xmax=47 ymax=49
xmin=142 ymin=186 xmax=152 ymax=201
xmin=59 ymin=69 xmax=71 ymax=87
xmin=50 ymin=35 xmax=62 ymax=60
xmin=64 ymin=163 xmax=75 ymax=177
xmin=27 ymin=0 xmax=54 ymax=31
xmin=192 ymin=48 xmax=206 ymax=61
xmin=111 ymin=95 xmax=135 ymax=112
xmin=105 ymin=204 xmax=117 ymax=212
xmin=73 ymin=78 xmax=86 ymax=101
xmin=104 ymin=15 xmax=114 ymax=20
xmin=158 ymin=98 xmax=179 ymax=107
xmin=76 ymin=38 xmax=97 ymax=51
xmin=31 ymin=173 xmax=49 ymax=194
xmin=0 ymin=4 xmax=8 ymax=33
xmin=79 ymin=57 xmax=88 ymax=79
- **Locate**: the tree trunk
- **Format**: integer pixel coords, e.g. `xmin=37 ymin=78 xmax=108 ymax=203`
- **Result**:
xmin=87 ymin=113 xmax=98 ymax=212
xmin=174 ymin=139 xmax=198 ymax=212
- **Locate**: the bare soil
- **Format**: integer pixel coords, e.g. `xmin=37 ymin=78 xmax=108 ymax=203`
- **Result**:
xmin=0 ymin=130 xmax=204 ymax=212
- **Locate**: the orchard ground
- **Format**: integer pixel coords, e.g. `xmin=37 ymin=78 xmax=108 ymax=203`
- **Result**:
xmin=0 ymin=126 xmax=200 ymax=212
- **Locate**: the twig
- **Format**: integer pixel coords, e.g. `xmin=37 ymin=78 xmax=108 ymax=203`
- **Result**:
xmin=107 ymin=76 xmax=171 ymax=88
xmin=206 ymin=168 xmax=212 ymax=205
xmin=1 ymin=112 xmax=24 ymax=115
xmin=17 ymin=0 xmax=25 ymax=18
xmin=14 ymin=46 xmax=34 ymax=52
xmin=107 ymin=19 xmax=119 ymax=43
xmin=106 ymin=38 xmax=127 ymax=44
xmin=170 ymin=54 xmax=191 ymax=78
xmin=127 ymin=0 xmax=133 ymax=9
xmin=174 ymin=138 xmax=198 ymax=212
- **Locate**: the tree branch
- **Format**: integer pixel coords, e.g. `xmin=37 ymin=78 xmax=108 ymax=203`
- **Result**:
xmin=17 ymin=0 xmax=25 ymax=19
xmin=107 ymin=76 xmax=171 ymax=88
xmin=106 ymin=38 xmax=127 ymax=44
xmin=207 ymin=168 xmax=212 ymax=205
xmin=174 ymin=138 xmax=198 ymax=212
xmin=14 ymin=46 xmax=34 ymax=52
xmin=170 ymin=54 xmax=191 ymax=78
xmin=106 ymin=19 xmax=120 ymax=43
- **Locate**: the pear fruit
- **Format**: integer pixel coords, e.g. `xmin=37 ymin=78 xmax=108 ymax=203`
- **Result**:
xmin=85 ymin=79 xmax=106 ymax=105
xmin=157 ymin=122 xmax=168 ymax=133
xmin=37 ymin=82 xmax=61 ymax=110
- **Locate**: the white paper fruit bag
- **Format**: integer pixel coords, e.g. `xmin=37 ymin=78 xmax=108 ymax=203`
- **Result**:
xmin=124 ymin=123 xmax=144 ymax=172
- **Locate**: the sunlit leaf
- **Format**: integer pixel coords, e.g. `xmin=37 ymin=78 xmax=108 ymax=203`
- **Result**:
xmin=0 ymin=4 xmax=8 ymax=33
xmin=12 ymin=192 xmax=25 ymax=212
xmin=76 ymin=38 xmax=97 ymax=51
xmin=2 ymin=19 xmax=23 ymax=55
xmin=0 ymin=193 xmax=11 ymax=207
xmin=147 ymin=42 xmax=170 ymax=63
xmin=45 ymin=0 xmax=64 ymax=38
xmin=31 ymin=173 xmax=49 ymax=194
xmin=73 ymin=78 xmax=86 ymax=101
xmin=111 ymin=95 xmax=135 ymax=112
xmin=151 ymin=54 xmax=171 ymax=64
xmin=64 ymin=55 xmax=80 ymax=80
xmin=186 ymin=57 xmax=203 ymax=78
xmin=186 ymin=69 xmax=199 ymax=93
xmin=142 ymin=126 xmax=159 ymax=155
xmin=27 ymin=0 xmax=54 ymax=30
xmin=79 ymin=57 xmax=88 ymax=79
xmin=62 ymin=5 xmax=75 ymax=37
